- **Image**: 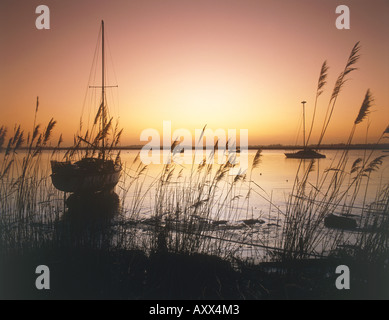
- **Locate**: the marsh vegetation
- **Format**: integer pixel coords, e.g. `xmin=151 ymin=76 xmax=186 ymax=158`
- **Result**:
xmin=1 ymin=43 xmax=388 ymax=299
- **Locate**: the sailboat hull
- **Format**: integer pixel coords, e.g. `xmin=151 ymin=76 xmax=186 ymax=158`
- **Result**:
xmin=285 ymin=149 xmax=326 ymax=159
xmin=51 ymin=160 xmax=121 ymax=194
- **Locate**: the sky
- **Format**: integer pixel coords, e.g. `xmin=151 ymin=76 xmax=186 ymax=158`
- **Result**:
xmin=0 ymin=0 xmax=388 ymax=147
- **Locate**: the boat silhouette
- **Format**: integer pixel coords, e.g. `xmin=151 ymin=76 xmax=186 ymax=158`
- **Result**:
xmin=285 ymin=101 xmax=325 ymax=159
xmin=51 ymin=21 xmax=122 ymax=194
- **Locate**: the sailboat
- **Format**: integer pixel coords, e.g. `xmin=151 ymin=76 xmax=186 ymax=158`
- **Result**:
xmin=285 ymin=101 xmax=325 ymax=159
xmin=51 ymin=21 xmax=122 ymax=194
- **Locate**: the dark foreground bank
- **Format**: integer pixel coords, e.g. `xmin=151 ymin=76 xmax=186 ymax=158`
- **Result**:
xmin=1 ymin=247 xmax=388 ymax=300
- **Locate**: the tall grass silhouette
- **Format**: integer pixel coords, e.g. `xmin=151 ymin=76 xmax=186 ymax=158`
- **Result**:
xmin=1 ymin=43 xmax=388 ymax=299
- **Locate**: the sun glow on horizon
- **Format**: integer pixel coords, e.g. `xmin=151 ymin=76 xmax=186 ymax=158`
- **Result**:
xmin=1 ymin=1 xmax=388 ymax=147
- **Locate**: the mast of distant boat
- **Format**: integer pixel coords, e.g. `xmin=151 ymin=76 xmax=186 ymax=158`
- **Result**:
xmin=301 ymin=100 xmax=306 ymax=150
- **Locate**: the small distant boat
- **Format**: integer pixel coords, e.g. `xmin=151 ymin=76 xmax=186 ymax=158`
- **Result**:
xmin=285 ymin=101 xmax=325 ymax=159
xmin=51 ymin=21 xmax=121 ymax=194
xmin=285 ymin=148 xmax=326 ymax=159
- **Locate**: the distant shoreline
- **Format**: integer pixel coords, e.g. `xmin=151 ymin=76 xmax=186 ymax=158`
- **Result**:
xmin=7 ymin=143 xmax=389 ymax=151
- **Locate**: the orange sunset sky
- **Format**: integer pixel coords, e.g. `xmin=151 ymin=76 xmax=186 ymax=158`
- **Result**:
xmin=0 ymin=0 xmax=388 ymax=147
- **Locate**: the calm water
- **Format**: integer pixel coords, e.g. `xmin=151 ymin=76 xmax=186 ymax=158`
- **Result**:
xmin=115 ymin=148 xmax=388 ymax=257
xmin=114 ymin=149 xmax=389 ymax=219
xmin=15 ymin=148 xmax=389 ymax=219
xmin=3 ymin=148 xmax=388 ymax=258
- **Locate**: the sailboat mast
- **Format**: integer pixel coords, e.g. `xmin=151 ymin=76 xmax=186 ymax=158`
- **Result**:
xmin=102 ymin=20 xmax=105 ymax=111
xmin=301 ymin=100 xmax=306 ymax=149
xmin=101 ymin=20 xmax=105 ymax=159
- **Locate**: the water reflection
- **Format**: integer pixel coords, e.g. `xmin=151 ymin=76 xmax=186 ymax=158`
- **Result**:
xmin=65 ymin=191 xmax=120 ymax=220
xmin=59 ymin=191 xmax=120 ymax=245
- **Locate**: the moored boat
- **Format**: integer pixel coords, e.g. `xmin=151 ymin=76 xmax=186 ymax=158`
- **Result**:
xmin=285 ymin=148 xmax=326 ymax=159
xmin=51 ymin=20 xmax=122 ymax=194
xmin=285 ymin=101 xmax=326 ymax=159
xmin=51 ymin=158 xmax=121 ymax=193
